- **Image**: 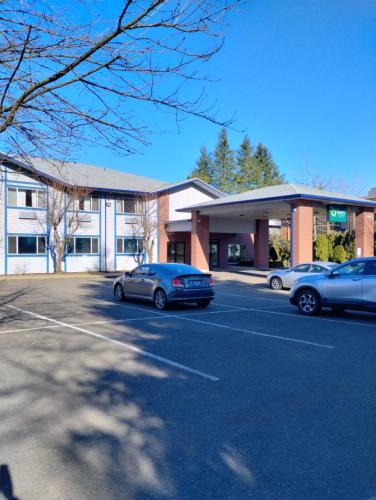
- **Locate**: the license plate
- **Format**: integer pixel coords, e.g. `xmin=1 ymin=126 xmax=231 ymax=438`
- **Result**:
xmin=189 ymin=280 xmax=204 ymax=288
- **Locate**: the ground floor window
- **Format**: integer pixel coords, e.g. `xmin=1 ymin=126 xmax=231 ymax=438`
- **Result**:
xmin=8 ymin=235 xmax=46 ymax=255
xmin=167 ymin=242 xmax=185 ymax=263
xmin=116 ymin=237 xmax=143 ymax=255
xmin=228 ymin=243 xmax=246 ymax=264
xmin=68 ymin=236 xmax=99 ymax=255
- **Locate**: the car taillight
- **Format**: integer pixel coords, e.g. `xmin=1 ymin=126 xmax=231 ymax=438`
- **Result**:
xmin=209 ymin=277 xmax=214 ymax=286
xmin=172 ymin=278 xmax=184 ymax=288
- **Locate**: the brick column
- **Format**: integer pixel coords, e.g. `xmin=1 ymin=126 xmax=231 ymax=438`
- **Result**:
xmin=254 ymin=219 xmax=269 ymax=268
xmin=355 ymin=208 xmax=374 ymax=258
xmin=191 ymin=211 xmax=209 ymax=270
xmin=291 ymin=203 xmax=313 ymax=264
xmin=158 ymin=194 xmax=169 ymax=263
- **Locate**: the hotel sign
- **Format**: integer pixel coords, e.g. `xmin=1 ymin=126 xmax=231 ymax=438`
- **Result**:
xmin=328 ymin=205 xmax=347 ymax=223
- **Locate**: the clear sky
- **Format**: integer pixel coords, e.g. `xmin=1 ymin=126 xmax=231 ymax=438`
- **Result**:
xmin=78 ymin=0 xmax=376 ymax=193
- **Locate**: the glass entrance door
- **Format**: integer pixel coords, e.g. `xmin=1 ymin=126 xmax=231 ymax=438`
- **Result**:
xmin=167 ymin=242 xmax=185 ymax=263
xmin=209 ymin=240 xmax=219 ymax=268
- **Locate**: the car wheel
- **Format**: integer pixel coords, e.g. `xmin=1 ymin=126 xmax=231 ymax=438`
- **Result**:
xmin=154 ymin=289 xmax=167 ymax=310
xmin=114 ymin=283 xmax=124 ymax=302
xmin=297 ymin=289 xmax=321 ymax=315
xmin=270 ymin=277 xmax=283 ymax=290
xmin=197 ymin=300 xmax=211 ymax=308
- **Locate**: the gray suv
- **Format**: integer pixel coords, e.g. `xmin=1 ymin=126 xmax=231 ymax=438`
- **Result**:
xmin=290 ymin=257 xmax=376 ymax=315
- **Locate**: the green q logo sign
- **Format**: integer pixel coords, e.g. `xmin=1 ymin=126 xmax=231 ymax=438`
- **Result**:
xmin=328 ymin=206 xmax=347 ymax=223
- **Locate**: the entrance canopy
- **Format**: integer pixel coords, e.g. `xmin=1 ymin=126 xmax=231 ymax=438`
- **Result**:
xmin=178 ymin=183 xmax=376 ymax=219
xmin=177 ymin=184 xmax=376 ymax=268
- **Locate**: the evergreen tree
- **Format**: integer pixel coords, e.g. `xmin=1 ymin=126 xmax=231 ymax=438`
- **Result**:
xmin=253 ymin=143 xmax=284 ymax=187
xmin=188 ymin=145 xmax=213 ymax=184
xmin=213 ymin=128 xmax=236 ymax=193
xmin=236 ymin=135 xmax=261 ymax=192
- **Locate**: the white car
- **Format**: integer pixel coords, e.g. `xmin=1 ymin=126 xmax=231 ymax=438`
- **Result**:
xmin=267 ymin=262 xmax=338 ymax=290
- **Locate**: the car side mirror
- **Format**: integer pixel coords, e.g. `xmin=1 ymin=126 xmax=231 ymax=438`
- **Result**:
xmin=124 ymin=271 xmax=131 ymax=277
xmin=148 ymin=272 xmax=156 ymax=277
xmin=329 ymin=270 xmax=339 ymax=279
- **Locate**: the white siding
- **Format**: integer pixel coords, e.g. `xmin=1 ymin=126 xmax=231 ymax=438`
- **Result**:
xmin=104 ymin=198 xmax=115 ymax=272
xmin=0 ymin=169 xmax=5 ymax=274
xmin=169 ymin=186 xmax=215 ymax=221
xmin=7 ymin=170 xmax=43 ymax=185
xmin=7 ymin=208 xmax=47 ymax=234
xmin=7 ymin=256 xmax=47 ymax=275
xmin=116 ymin=255 xmax=145 ymax=271
xmin=66 ymin=255 xmax=100 ymax=272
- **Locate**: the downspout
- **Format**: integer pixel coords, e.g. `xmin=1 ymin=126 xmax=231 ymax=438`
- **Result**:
xmin=289 ymin=203 xmax=295 ymax=266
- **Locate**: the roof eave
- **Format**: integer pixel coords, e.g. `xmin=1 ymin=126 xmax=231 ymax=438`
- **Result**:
xmin=177 ymin=193 xmax=376 ymax=212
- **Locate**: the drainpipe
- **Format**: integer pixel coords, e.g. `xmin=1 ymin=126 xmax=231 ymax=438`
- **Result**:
xmin=289 ymin=203 xmax=295 ymax=266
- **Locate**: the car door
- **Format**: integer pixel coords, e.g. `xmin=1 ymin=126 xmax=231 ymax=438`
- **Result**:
xmin=285 ymin=264 xmax=311 ymax=287
xmin=322 ymin=261 xmax=366 ymax=307
xmin=130 ymin=265 xmax=150 ymax=296
xmin=122 ymin=267 xmax=142 ymax=296
xmin=136 ymin=265 xmax=157 ymax=298
xmin=361 ymin=261 xmax=376 ymax=310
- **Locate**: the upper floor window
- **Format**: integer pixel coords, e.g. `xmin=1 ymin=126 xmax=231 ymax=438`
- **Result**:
xmin=116 ymin=197 xmax=143 ymax=214
xmin=8 ymin=187 xmax=46 ymax=209
xmin=69 ymin=196 xmax=99 ymax=212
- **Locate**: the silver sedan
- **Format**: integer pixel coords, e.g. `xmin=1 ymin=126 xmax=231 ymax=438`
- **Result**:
xmin=113 ymin=263 xmax=215 ymax=310
xmin=267 ymin=262 xmax=338 ymax=290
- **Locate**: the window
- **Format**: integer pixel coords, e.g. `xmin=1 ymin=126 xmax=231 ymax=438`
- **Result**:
xmin=67 ymin=237 xmax=99 ymax=254
xmin=131 ymin=265 xmax=149 ymax=277
xmin=8 ymin=235 xmax=46 ymax=255
xmin=335 ymin=262 xmax=365 ymax=276
xmin=116 ymin=197 xmax=143 ymax=214
xmin=228 ymin=243 xmax=246 ymax=264
xmin=310 ymin=265 xmax=324 ymax=273
xmin=116 ymin=237 xmax=143 ymax=254
xmin=363 ymin=261 xmax=376 ymax=276
xmin=7 ymin=187 xmax=46 ymax=208
xmin=293 ymin=264 xmax=311 ymax=273
xmin=69 ymin=196 xmax=99 ymax=212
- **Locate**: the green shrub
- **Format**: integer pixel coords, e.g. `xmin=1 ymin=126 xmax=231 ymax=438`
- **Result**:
xmin=332 ymin=244 xmax=347 ymax=263
xmin=314 ymin=234 xmax=330 ymax=261
xmin=269 ymin=235 xmax=290 ymax=266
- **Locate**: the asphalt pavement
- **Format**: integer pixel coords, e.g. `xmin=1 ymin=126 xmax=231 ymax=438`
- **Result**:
xmin=0 ymin=272 xmax=375 ymax=500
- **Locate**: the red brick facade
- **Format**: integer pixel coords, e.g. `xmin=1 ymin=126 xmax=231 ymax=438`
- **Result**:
xmin=355 ymin=208 xmax=374 ymax=257
xmin=292 ymin=203 xmax=313 ymax=264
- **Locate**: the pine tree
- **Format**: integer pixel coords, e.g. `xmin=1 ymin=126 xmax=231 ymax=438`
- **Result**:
xmin=253 ymin=143 xmax=284 ymax=187
xmin=236 ymin=135 xmax=261 ymax=192
xmin=188 ymin=145 xmax=213 ymax=184
xmin=213 ymin=128 xmax=236 ymax=193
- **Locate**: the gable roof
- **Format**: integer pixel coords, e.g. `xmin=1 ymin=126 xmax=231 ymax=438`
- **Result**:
xmin=178 ymin=183 xmax=376 ymax=211
xmin=0 ymin=154 xmax=224 ymax=198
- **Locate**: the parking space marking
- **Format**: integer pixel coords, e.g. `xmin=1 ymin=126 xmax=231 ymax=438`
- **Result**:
xmin=238 ymin=306 xmax=376 ymax=328
xmin=6 ymin=305 xmax=220 ymax=382
xmin=216 ymin=291 xmax=289 ymax=302
xmin=176 ymin=315 xmax=334 ymax=349
xmin=94 ymin=298 xmax=334 ymax=349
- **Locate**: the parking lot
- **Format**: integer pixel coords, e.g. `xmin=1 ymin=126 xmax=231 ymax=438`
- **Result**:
xmin=0 ymin=271 xmax=375 ymax=500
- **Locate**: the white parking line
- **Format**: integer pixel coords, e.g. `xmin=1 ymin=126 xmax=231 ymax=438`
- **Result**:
xmin=94 ymin=298 xmax=334 ymax=349
xmin=216 ymin=291 xmax=288 ymax=302
xmin=6 ymin=305 xmax=219 ymax=382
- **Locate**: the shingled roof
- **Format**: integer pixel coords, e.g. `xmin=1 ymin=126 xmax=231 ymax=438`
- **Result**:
xmin=1 ymin=154 xmax=224 ymax=197
xmin=179 ymin=183 xmax=376 ymax=211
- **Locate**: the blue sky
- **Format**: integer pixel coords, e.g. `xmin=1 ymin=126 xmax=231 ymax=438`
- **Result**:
xmin=79 ymin=0 xmax=376 ymax=193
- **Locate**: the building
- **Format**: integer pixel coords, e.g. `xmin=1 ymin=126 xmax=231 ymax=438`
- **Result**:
xmin=0 ymin=155 xmax=375 ymax=275
xmin=0 ymin=155 xmax=255 ymax=274
xmin=368 ymin=188 xmax=376 ymax=201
